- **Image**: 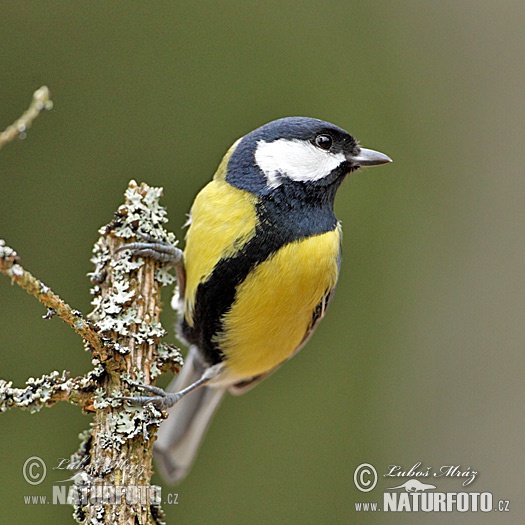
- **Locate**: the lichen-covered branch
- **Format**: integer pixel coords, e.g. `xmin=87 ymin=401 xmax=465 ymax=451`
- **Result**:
xmin=0 ymin=370 xmax=98 ymax=413
xmin=70 ymin=181 xmax=182 ymax=525
xmin=1 ymin=181 xmax=183 ymax=524
xmin=0 ymin=86 xmax=53 ymax=150
xmin=0 ymin=240 xmax=108 ymax=359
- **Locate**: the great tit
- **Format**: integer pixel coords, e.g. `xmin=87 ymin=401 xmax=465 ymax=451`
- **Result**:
xmin=123 ymin=116 xmax=391 ymax=483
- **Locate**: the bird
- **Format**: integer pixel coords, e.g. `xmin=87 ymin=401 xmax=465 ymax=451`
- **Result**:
xmin=121 ymin=116 xmax=391 ymax=483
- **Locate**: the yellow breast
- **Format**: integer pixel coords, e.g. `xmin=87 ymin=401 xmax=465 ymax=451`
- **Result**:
xmin=216 ymin=226 xmax=341 ymax=379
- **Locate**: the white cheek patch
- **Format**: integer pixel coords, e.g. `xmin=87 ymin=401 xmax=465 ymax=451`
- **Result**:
xmin=254 ymin=139 xmax=346 ymax=188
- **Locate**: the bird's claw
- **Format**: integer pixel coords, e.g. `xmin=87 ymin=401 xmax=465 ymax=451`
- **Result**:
xmin=117 ymin=232 xmax=182 ymax=266
xmin=119 ymin=381 xmax=182 ymax=410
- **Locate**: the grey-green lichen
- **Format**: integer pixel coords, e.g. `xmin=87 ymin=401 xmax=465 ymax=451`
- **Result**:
xmin=149 ymin=363 xmax=161 ymax=381
xmin=0 ymin=239 xmax=20 ymax=264
xmin=155 ymin=266 xmax=176 ymax=287
xmin=0 ymin=370 xmax=92 ymax=413
xmin=88 ymin=182 xmax=177 ymax=349
xmin=97 ymin=404 xmax=164 ymax=447
xmin=152 ymin=343 xmax=184 ymax=380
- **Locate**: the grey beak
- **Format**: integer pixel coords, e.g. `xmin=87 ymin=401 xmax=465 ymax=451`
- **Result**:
xmin=349 ymin=147 xmax=392 ymax=167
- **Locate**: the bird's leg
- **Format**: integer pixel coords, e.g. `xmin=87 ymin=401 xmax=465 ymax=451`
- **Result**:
xmin=116 ymin=232 xmax=186 ymax=296
xmin=119 ymin=364 xmax=224 ymax=410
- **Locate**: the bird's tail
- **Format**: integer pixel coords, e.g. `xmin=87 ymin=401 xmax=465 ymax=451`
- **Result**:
xmin=153 ymin=347 xmax=226 ymax=484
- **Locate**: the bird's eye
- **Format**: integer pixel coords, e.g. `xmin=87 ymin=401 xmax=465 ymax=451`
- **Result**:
xmin=314 ymin=134 xmax=333 ymax=150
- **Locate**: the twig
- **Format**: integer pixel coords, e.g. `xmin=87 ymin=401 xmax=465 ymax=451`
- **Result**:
xmin=0 ymin=240 xmax=108 ymax=359
xmin=0 ymin=86 xmax=53 ymax=150
xmin=0 ymin=370 xmax=97 ymax=413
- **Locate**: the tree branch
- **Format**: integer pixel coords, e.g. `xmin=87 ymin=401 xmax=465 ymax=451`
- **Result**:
xmin=0 ymin=86 xmax=53 ymax=150
xmin=0 ymin=240 xmax=108 ymax=359
xmin=1 ymin=181 xmax=183 ymax=524
xmin=0 ymin=370 xmax=97 ymax=413
xmin=73 ymin=180 xmax=182 ymax=524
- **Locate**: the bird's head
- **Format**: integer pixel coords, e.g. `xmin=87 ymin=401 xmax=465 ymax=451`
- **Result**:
xmin=222 ymin=117 xmax=391 ymax=197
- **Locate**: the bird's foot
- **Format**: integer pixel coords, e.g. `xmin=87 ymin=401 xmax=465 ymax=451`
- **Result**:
xmin=119 ymin=380 xmax=182 ymax=410
xmin=117 ymin=232 xmax=183 ymax=267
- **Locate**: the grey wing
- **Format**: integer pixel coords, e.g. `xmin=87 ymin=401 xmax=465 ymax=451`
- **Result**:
xmin=229 ymin=288 xmax=336 ymax=395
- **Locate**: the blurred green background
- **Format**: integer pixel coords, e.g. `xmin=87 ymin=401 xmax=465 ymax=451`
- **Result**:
xmin=1 ymin=1 xmax=524 ymax=523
